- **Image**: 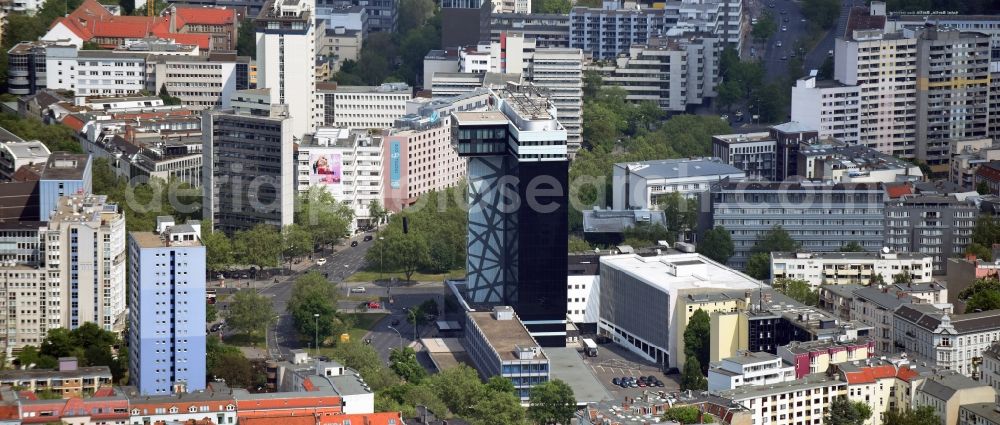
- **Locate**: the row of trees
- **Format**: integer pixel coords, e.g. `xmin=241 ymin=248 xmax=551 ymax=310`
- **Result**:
xmin=364 ymin=187 xmax=467 ymax=282
xmin=331 ymin=339 xmax=576 ymax=425
xmin=715 ymin=48 xmax=789 ymax=122
xmin=681 ymin=309 xmax=710 ymax=391
xmin=17 ymin=323 xmax=128 ymax=383
xmin=570 ymin=75 xmax=732 ymax=231
xmin=202 ymin=187 xmax=354 ymax=273
xmin=0 ymin=112 xmax=83 ymax=153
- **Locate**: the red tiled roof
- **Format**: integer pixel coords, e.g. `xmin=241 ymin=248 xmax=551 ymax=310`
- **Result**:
xmin=61 ymin=115 xmax=87 ymax=132
xmin=896 ymin=366 xmax=920 ymax=382
xmin=0 ymin=405 xmax=19 ymax=420
xmin=885 ymin=183 xmax=913 ymax=199
xmin=174 ymin=7 xmax=236 ymax=26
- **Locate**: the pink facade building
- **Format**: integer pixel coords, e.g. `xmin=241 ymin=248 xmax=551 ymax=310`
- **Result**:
xmin=383 ymin=93 xmax=490 ymax=211
xmin=777 ymin=338 xmax=876 ymax=379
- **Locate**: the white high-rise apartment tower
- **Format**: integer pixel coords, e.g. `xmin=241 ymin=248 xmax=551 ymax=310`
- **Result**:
xmin=256 ymin=0 xmax=317 ymax=140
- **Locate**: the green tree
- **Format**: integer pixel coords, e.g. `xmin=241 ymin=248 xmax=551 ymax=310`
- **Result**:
xmin=225 ymin=290 xmax=275 ymax=337
xmin=658 ymin=192 xmax=699 ymax=239
xmin=802 ymin=0 xmax=841 ymax=30
xmin=568 ymin=236 xmax=592 ymax=252
xmin=746 ymin=253 xmax=771 ymax=280
xmin=236 ymin=19 xmax=257 ymax=59
xmin=233 ymin=224 xmax=283 ymax=271
xmin=486 ymin=376 xmax=516 ymax=395
xmin=869 ymin=274 xmax=886 ymax=286
xmin=824 ymin=397 xmax=872 ymax=425
xmin=752 ymin=12 xmax=777 ymax=41
xmin=397 ymin=0 xmax=435 ymax=34
xmin=883 ymin=406 xmax=941 ymax=425
xmin=698 ymin=227 xmax=735 ymax=264
xmin=978 ymin=181 xmax=991 ymax=195
xmin=389 ymin=347 xmax=427 ymax=384
xmin=367 ymin=223 xmax=431 ymax=282
xmin=207 ymin=336 xmax=262 ymax=388
xmin=527 ymin=379 xmax=576 ymax=425
xmin=376 ymin=383 xmax=450 ymax=419
xmin=965 ymin=290 xmax=1000 ymax=313
xmin=330 ymin=342 xmax=399 ymax=390
xmin=839 ymin=241 xmax=865 ymax=252
xmin=470 ymin=389 xmax=526 ymax=425
xmin=683 ymin=309 xmax=711 ymax=374
xmin=287 ymin=272 xmax=341 ymax=344
xmin=296 ymin=187 xmax=353 ymax=247
xmin=582 ymin=70 xmax=603 ymax=101
xmin=0 ymin=112 xmax=83 ymax=153
xmin=893 ymin=272 xmax=913 ymax=284
xmin=158 ymin=84 xmax=182 ymax=105
xmin=426 ymin=365 xmax=486 ymax=417
xmin=773 ymin=278 xmax=818 ymax=306
xmin=680 ymin=357 xmax=707 ymax=391
xmin=663 ymin=406 xmax=702 ymax=424
xmin=965 ymin=242 xmax=993 ymax=261
xmin=752 ymin=225 xmax=799 ymax=254
xmin=282 ymin=224 xmax=315 ymax=260
xmin=206 ymin=301 xmax=218 ymax=323
xmin=201 ymin=228 xmax=234 ymax=272
xmin=532 ymin=0 xmax=571 ymax=13
xmin=368 ymin=200 xmax=388 ymax=226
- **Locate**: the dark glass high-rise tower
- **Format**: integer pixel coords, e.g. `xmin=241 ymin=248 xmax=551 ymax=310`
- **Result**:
xmin=453 ymin=83 xmax=569 ymax=347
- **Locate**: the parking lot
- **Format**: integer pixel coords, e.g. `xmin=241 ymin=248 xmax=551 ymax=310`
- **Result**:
xmin=581 ymin=341 xmax=681 ymax=399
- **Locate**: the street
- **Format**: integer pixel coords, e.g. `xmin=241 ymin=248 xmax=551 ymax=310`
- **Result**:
xmin=212 ymin=232 xmax=446 ymax=363
xmin=745 ymin=0 xmax=854 ymax=79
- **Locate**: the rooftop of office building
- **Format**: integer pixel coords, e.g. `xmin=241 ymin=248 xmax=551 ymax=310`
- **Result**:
xmin=50 ymin=194 xmax=118 ymax=224
xmin=39 ymin=153 xmax=89 ymax=180
xmin=467 ymin=307 xmax=546 ymax=362
xmin=1 ymin=140 xmax=50 ymax=161
xmin=717 ymin=373 xmax=845 ymax=400
xmin=327 ymin=82 xmax=411 ymax=94
xmin=302 ymin=127 xmax=382 ymax=148
xmin=720 ymin=350 xmax=782 ymax=366
xmin=713 ymin=180 xmax=883 ymax=192
xmin=452 ymin=110 xmax=508 ymax=125
xmin=614 ymin=157 xmax=745 ymax=179
xmin=600 ymin=253 xmax=762 ymax=293
xmin=771 ymin=250 xmax=929 ymax=261
xmin=712 ymin=131 xmax=772 ymax=144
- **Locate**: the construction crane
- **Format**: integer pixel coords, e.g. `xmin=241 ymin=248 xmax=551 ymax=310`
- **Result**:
xmin=147 ymin=0 xmax=154 ymax=16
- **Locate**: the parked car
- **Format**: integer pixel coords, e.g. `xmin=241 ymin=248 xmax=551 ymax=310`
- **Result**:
xmin=391 ymin=318 xmax=400 ymax=326
xmin=351 ymin=286 xmax=367 ymax=293
xmin=316 ymin=258 xmax=327 ymax=266
xmin=351 ymin=240 xmax=359 ymax=247
xmin=367 ymin=301 xmax=381 ymax=309
xmin=363 ymin=235 xmax=373 ymax=241
xmin=612 ymin=378 xmax=620 ymax=386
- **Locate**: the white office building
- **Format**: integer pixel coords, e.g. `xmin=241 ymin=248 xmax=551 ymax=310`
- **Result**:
xmin=612 ymin=157 xmax=745 ymax=210
xmin=256 ymin=0 xmax=318 ymax=140
xmin=319 ymin=83 xmax=411 ymax=130
xmin=707 ymin=351 xmax=796 ymax=392
xmin=46 ymin=46 xmax=147 ymax=97
xmin=297 ymin=127 xmax=384 ymax=230
xmin=598 ymin=253 xmax=762 ymax=368
xmin=770 ymin=250 xmax=934 ymax=288
xmin=790 ymin=74 xmax=860 ymax=145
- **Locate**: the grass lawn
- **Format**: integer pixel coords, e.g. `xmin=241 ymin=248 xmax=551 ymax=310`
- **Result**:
xmin=224 ymin=333 xmax=265 ymax=347
xmin=345 ymin=269 xmax=465 ymax=283
xmin=342 ymin=312 xmax=389 ymax=342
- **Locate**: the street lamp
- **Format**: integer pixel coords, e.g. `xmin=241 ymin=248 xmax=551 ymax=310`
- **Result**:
xmin=387 ymin=325 xmax=403 ymax=350
xmin=313 ymin=313 xmax=320 ymax=355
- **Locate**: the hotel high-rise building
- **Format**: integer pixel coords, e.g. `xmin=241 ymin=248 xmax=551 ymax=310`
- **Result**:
xmin=256 ymin=0 xmax=317 ymax=139
xmin=127 ymin=217 xmax=207 ymax=395
xmin=453 ymin=82 xmax=569 ymax=347
xmin=203 ymin=89 xmax=295 ymax=234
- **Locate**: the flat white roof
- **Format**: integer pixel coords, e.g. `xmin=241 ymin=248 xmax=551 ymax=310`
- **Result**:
xmin=599 ymin=253 xmax=763 ymax=294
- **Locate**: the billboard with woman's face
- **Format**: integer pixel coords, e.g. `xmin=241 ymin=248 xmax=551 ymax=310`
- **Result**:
xmin=310 ymin=152 xmax=342 ymax=186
